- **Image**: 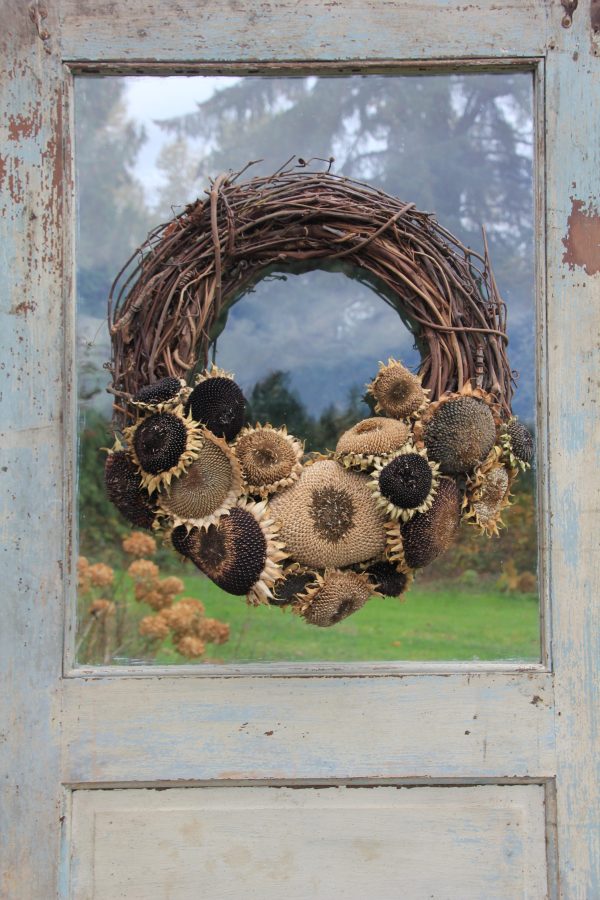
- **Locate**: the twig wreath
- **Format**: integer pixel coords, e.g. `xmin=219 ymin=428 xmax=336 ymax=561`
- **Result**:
xmin=105 ymin=163 xmax=533 ymax=628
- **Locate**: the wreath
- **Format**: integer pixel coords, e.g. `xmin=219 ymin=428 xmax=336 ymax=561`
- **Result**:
xmin=104 ymin=164 xmax=533 ymax=628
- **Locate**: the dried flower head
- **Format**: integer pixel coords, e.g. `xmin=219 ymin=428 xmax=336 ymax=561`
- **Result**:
xmin=104 ymin=449 xmax=157 ymax=530
xmin=335 ymin=417 xmax=411 ymax=470
xmin=140 ymin=590 xmax=173 ymax=611
xmin=500 ymin=417 xmax=534 ymax=470
xmin=364 ymin=561 xmax=413 ymax=598
xmin=161 ymin=599 xmax=205 ymax=636
xmin=367 ymin=358 xmax=428 ymax=419
xmin=196 ymin=618 xmax=230 ymax=644
xmin=128 ymin=559 xmax=160 ymax=583
xmin=77 ymin=556 xmax=91 ymax=592
xmin=174 ymin=500 xmax=286 ymax=605
xmin=416 ymin=385 xmax=499 ymax=475
xmin=89 ymin=598 xmax=116 ymax=619
xmin=157 ymin=429 xmax=242 ymax=530
xmin=138 ymin=614 xmax=170 ymax=639
xmin=88 ymin=562 xmax=115 ymax=588
xmin=269 ymin=460 xmax=387 ymax=569
xmin=387 ymin=476 xmax=461 ymax=570
xmin=270 ymin=565 xmax=318 ymax=608
xmin=463 ymin=453 xmax=514 ymax=536
xmin=156 ymin=576 xmax=185 ymax=597
xmin=370 ymin=445 xmax=439 ymax=522
xmin=131 ymin=377 xmax=186 ymax=411
xmin=175 ymin=635 xmax=206 ymax=658
xmin=125 ymin=405 xmax=203 ymax=493
xmin=122 ymin=531 xmax=157 ymax=558
xmin=234 ymin=423 xmax=303 ymax=495
xmin=296 ymin=570 xmax=375 ymax=627
xmin=186 ymin=373 xmax=246 ymax=442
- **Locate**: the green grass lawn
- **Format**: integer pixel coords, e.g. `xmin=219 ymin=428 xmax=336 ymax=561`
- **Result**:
xmin=150 ymin=575 xmax=540 ymax=664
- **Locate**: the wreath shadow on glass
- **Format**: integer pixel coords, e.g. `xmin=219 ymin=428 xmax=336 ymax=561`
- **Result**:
xmin=105 ymin=162 xmax=533 ymax=629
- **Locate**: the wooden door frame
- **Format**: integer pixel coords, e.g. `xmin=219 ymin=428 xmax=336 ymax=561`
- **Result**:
xmin=1 ymin=2 xmax=599 ymax=897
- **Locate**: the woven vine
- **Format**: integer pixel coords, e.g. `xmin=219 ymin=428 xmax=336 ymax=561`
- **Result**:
xmin=108 ymin=163 xmax=513 ymax=426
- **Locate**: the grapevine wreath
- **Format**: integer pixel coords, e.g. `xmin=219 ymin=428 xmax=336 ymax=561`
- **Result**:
xmin=104 ymin=163 xmax=533 ymax=628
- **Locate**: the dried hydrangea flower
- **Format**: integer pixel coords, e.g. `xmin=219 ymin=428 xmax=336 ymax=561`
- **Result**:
xmin=139 ymin=614 xmax=170 ymax=640
xmin=128 ymin=558 xmax=160 ymax=583
xmin=122 ymin=531 xmax=157 ymax=558
xmin=88 ymin=562 xmax=115 ymax=588
xmin=175 ymin=635 xmax=206 ymax=658
xmin=196 ymin=618 xmax=230 ymax=644
xmin=88 ymin=598 xmax=116 ymax=619
xmin=269 ymin=459 xmax=387 ymax=569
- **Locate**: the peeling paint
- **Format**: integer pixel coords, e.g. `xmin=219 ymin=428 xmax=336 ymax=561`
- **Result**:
xmin=7 ymin=105 xmax=42 ymax=141
xmin=10 ymin=300 xmax=37 ymax=316
xmin=562 ymin=198 xmax=600 ymax=276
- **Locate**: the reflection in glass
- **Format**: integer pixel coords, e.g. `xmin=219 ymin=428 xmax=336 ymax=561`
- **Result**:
xmin=75 ymin=73 xmax=538 ymax=665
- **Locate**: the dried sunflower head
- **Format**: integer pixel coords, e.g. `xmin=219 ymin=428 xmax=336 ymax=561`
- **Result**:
xmin=463 ymin=452 xmax=514 ymax=536
xmin=157 ymin=428 xmax=243 ymax=530
xmin=387 ymin=476 xmax=461 ymax=570
xmin=367 ymin=358 xmax=428 ymax=419
xmin=125 ymin=405 xmax=203 ymax=493
xmin=500 ymin=418 xmax=534 ymax=470
xmin=234 ymin=423 xmax=303 ymax=496
xmin=364 ymin=561 xmax=413 ymax=598
xmin=416 ymin=384 xmax=499 ymax=475
xmin=172 ymin=500 xmax=287 ymax=606
xmin=269 ymin=459 xmax=387 ymax=570
xmin=104 ymin=449 xmax=157 ymax=529
xmin=131 ymin=377 xmax=186 ymax=412
xmin=186 ymin=370 xmax=246 ymax=442
xmin=296 ymin=570 xmax=375 ymax=628
xmin=334 ymin=417 xmax=411 ymax=470
xmin=270 ymin=564 xmax=319 ymax=608
xmin=371 ymin=445 xmax=440 ymax=522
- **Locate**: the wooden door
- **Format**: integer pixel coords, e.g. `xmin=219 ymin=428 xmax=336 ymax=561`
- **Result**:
xmin=1 ymin=1 xmax=599 ymax=897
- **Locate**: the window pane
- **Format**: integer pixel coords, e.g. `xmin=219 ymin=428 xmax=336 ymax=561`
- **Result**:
xmin=75 ymin=73 xmax=538 ymax=665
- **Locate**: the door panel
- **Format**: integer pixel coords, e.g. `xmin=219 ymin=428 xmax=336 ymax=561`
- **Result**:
xmin=70 ymin=786 xmax=548 ymax=900
xmin=62 ymin=673 xmax=555 ymax=784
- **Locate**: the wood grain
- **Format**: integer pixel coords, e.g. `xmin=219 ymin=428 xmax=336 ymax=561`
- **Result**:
xmin=0 ymin=3 xmax=72 ymax=899
xmin=62 ymin=673 xmax=555 ymax=785
xmin=58 ymin=0 xmax=552 ymax=63
xmin=70 ymin=785 xmax=548 ymax=899
xmin=544 ymin=9 xmax=600 ymax=896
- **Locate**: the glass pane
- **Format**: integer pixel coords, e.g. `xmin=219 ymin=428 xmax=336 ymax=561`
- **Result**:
xmin=75 ymin=73 xmax=538 ymax=666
